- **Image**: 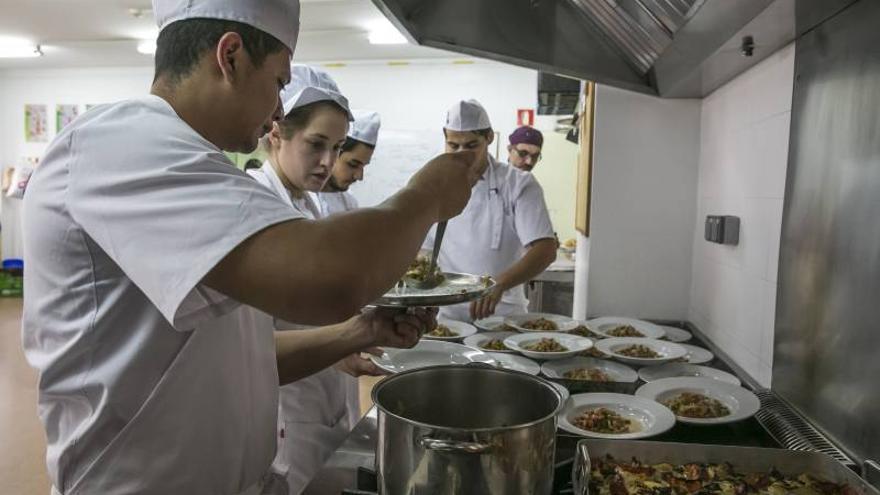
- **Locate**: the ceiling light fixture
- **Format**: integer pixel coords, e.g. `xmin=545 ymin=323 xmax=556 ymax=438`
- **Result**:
xmin=137 ymin=39 xmax=157 ymax=55
xmin=367 ymin=21 xmax=407 ymax=45
xmin=0 ymin=37 xmax=42 ymax=58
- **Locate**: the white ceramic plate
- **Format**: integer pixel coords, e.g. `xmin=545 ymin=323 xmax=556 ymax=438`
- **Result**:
xmin=422 ymin=319 xmax=477 ymax=341
xmin=565 ymin=322 xmax=605 ymax=339
xmin=659 ymin=326 xmax=693 ymax=343
xmin=490 ymin=353 xmax=541 ymax=375
xmin=504 ymin=313 xmax=579 ymax=333
xmin=639 ymin=363 xmax=741 ymax=386
xmin=676 ymin=343 xmax=714 ymax=364
xmin=462 ymin=331 xmax=518 ymax=354
xmin=587 ymin=317 xmax=666 ymax=340
xmin=595 ymin=338 xmax=687 ymax=366
xmin=558 ymin=393 xmax=676 ymax=440
xmin=636 ymin=377 xmax=761 ymax=425
xmin=552 ymin=382 xmax=571 ymax=405
xmin=504 ymin=332 xmax=593 ymax=361
xmin=472 ymin=316 xmax=516 ymax=332
xmin=541 ymin=357 xmax=638 ymax=383
xmin=371 ymin=340 xmax=496 ymax=374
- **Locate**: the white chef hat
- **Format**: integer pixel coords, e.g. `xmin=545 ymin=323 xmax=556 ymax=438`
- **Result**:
xmin=348 ymin=110 xmax=381 ymax=146
xmin=444 ymin=99 xmax=492 ymax=132
xmin=281 ymin=64 xmax=354 ymax=120
xmin=152 ymin=0 xmax=301 ymax=53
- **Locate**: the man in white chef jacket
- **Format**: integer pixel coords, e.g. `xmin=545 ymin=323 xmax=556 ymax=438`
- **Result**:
xmin=20 ymin=2 xmax=483 ymax=494
xmin=427 ymin=99 xmax=558 ymax=321
xmin=311 ymin=110 xmax=381 ymax=217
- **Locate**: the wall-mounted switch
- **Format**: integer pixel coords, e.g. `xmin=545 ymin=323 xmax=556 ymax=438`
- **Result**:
xmin=705 ymin=215 xmax=740 ymax=245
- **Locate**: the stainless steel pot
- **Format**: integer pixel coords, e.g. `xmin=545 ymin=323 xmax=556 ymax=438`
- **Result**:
xmin=372 ymin=365 xmax=565 ymax=495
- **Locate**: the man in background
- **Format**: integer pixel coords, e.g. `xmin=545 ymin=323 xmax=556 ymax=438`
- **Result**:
xmin=507 ymin=125 xmax=543 ymax=172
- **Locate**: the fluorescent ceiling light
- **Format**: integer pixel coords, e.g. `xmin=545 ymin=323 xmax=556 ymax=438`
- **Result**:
xmin=368 ymin=21 xmax=406 ymax=45
xmin=137 ymin=39 xmax=156 ymax=55
xmin=0 ymin=37 xmax=42 ymax=58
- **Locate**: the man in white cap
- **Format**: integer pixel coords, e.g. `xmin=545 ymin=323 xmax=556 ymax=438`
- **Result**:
xmin=427 ymin=99 xmax=557 ymax=321
xmin=20 ymin=3 xmax=483 ymax=495
xmin=311 ymin=110 xmax=381 ymax=216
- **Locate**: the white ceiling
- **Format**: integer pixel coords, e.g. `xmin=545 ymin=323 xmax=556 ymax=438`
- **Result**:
xmin=0 ymin=0 xmax=457 ymax=70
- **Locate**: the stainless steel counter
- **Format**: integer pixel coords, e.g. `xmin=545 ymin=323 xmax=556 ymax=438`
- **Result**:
xmin=302 ymin=409 xmax=377 ymax=494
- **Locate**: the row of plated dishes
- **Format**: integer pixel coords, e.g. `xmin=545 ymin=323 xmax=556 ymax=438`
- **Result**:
xmin=370 ymin=313 xmax=762 ymax=441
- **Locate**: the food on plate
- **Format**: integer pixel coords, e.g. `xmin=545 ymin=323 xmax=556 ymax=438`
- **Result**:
xmin=523 ymin=338 xmax=568 ymax=353
xmin=564 ymin=368 xmax=612 ymax=382
xmin=522 ymin=317 xmax=559 ymax=331
xmin=426 ymin=324 xmax=458 ymax=338
xmin=604 ymin=324 xmax=644 ymax=338
xmin=403 ymin=256 xmax=443 ymax=284
xmin=480 ymin=338 xmax=511 ymax=351
xmin=580 ymin=347 xmax=610 ymax=359
xmin=570 ymin=325 xmax=601 ymax=339
xmin=571 ymin=407 xmax=634 ymax=434
xmin=562 ymin=238 xmax=577 ymax=250
xmin=617 ymin=344 xmax=661 ymax=359
xmin=663 ymin=392 xmax=731 ymax=419
xmin=588 ymin=455 xmax=856 ymax=495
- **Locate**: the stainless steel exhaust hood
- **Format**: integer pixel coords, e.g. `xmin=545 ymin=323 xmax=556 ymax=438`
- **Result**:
xmin=370 ymin=0 xmax=804 ymax=98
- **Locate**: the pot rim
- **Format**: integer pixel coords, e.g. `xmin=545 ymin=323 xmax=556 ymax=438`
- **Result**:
xmin=371 ymin=365 xmax=566 ymax=433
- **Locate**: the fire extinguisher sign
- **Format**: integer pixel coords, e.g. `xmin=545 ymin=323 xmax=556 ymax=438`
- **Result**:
xmin=516 ymin=109 xmax=535 ymax=127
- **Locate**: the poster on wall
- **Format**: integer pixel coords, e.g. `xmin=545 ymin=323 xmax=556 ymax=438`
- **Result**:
xmin=56 ymin=104 xmax=80 ymax=132
xmin=24 ymin=104 xmax=48 ymax=142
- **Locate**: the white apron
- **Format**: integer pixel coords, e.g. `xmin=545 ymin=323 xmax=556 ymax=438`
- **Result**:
xmin=248 ymin=163 xmax=359 ymax=494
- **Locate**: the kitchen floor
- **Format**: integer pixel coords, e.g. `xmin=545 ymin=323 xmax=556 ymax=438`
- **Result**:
xmin=1 ymin=298 xmax=381 ymax=494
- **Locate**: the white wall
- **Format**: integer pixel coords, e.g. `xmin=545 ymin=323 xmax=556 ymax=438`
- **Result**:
xmin=586 ymin=85 xmax=701 ymax=320
xmin=689 ymin=43 xmax=795 ymax=387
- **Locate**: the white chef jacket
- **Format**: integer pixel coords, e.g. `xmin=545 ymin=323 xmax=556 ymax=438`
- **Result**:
xmin=22 ymin=96 xmax=303 ymax=495
xmin=248 ymin=163 xmax=356 ymax=495
xmin=425 ymin=155 xmax=554 ymax=321
xmin=309 ymin=191 xmax=358 ymax=217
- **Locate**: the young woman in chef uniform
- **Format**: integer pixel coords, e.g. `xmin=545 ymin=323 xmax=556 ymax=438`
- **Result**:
xmin=248 ymin=64 xmax=380 ymax=494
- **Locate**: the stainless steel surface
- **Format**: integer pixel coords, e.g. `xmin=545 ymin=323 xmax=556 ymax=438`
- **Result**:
xmin=302 ymin=409 xmax=377 ymax=495
xmin=775 ymin=0 xmax=880 ymax=467
xmin=865 ymin=461 xmax=880 ymax=491
xmin=376 ymin=272 xmax=495 ymax=307
xmin=369 ymin=0 xmax=826 ymax=97
xmin=372 ymin=365 xmax=564 ymax=494
xmin=572 ymin=439 xmax=880 ymax=495
xmin=754 ymin=390 xmax=855 ymax=466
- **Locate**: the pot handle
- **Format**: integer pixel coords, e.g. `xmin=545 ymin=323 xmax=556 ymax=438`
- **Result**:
xmin=571 ymin=440 xmax=591 ymax=495
xmin=420 ymin=437 xmax=492 ymax=454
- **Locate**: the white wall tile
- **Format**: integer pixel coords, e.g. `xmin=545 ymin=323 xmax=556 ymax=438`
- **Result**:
xmin=765 ymin=199 xmax=784 ymax=283
xmin=751 ymin=111 xmax=792 ymax=199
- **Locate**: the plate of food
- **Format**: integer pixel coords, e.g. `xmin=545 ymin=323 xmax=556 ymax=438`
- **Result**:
xmin=595 ymin=338 xmax=687 ymax=366
xmin=676 ymin=343 xmax=714 ymax=364
xmin=462 ymin=331 xmax=518 ymax=354
xmin=638 ymin=363 xmax=741 ymax=386
xmin=489 ymin=353 xmax=541 ymax=375
xmin=370 ymin=340 xmax=496 ymax=374
xmin=376 ymin=257 xmax=496 ymax=307
xmin=472 ymin=316 xmax=517 ymax=332
xmin=504 ymin=313 xmax=579 ymax=333
xmin=541 ymin=357 xmax=639 ymax=383
xmin=659 ymin=325 xmax=693 ymax=343
xmin=587 ymin=317 xmax=666 ymax=340
xmin=566 ymin=323 xmax=604 ymax=339
xmin=504 ymin=332 xmax=593 ymax=360
xmin=422 ymin=320 xmax=477 ymax=341
xmin=558 ymin=393 xmax=676 ymax=440
xmin=636 ymin=377 xmax=761 ymax=425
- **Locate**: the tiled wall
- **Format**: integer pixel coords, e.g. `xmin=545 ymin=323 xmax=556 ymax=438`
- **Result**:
xmin=689 ymin=43 xmax=795 ymax=387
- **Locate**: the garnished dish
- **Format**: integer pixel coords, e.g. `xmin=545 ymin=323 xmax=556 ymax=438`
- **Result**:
xmin=480 ymin=338 xmax=511 ymax=352
xmin=587 ymin=455 xmax=858 ymax=495
xmin=522 ymin=318 xmax=559 ymax=331
xmin=564 ymin=368 xmax=612 ymax=382
xmin=618 ymin=345 xmax=661 ymax=359
xmin=663 ymin=392 xmax=731 ymax=419
xmin=426 ymin=324 xmax=458 ymax=338
xmin=523 ymin=338 xmax=568 ymax=353
xmin=572 ymin=408 xmax=635 ymax=434
xmin=603 ymin=324 xmax=645 ymax=338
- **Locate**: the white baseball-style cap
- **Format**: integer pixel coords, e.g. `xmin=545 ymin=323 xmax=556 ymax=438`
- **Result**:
xmin=444 ymin=99 xmax=492 ymax=131
xmin=281 ymin=64 xmax=353 ymax=120
xmin=348 ymin=111 xmax=381 ymax=146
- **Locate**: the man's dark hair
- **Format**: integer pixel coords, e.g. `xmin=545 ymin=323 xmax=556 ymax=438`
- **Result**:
xmin=341 ymin=136 xmax=376 ymax=153
xmin=154 ymin=18 xmax=286 ymax=84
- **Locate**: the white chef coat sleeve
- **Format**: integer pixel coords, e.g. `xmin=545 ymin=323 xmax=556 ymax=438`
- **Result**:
xmin=67 ymin=135 xmax=302 ymax=329
xmin=512 ymin=174 xmax=556 ymax=247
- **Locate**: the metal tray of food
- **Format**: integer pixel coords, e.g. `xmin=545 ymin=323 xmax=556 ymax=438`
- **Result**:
xmin=373 ymin=273 xmax=496 ymax=307
xmin=573 ymin=439 xmax=879 ymax=495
